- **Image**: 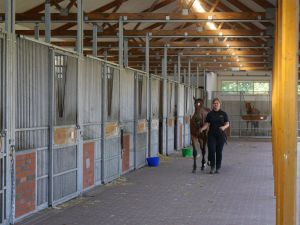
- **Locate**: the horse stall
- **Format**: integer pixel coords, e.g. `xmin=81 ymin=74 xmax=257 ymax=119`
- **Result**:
xmin=102 ymin=62 xmax=121 ymax=183
xmin=175 ymin=83 xmax=185 ymax=150
xmin=166 ymin=79 xmax=176 ymax=154
xmin=149 ymin=75 xmax=161 ymax=156
xmin=0 ymin=32 xmax=9 ymax=225
xmin=81 ymin=56 xmax=102 ymax=187
xmin=120 ymin=68 xmax=135 ymax=173
xmin=134 ymin=70 xmax=148 ymax=168
xmin=211 ymin=91 xmax=272 ymax=137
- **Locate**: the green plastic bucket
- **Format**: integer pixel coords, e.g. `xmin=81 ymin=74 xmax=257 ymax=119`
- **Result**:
xmin=182 ymin=147 xmax=193 ymax=157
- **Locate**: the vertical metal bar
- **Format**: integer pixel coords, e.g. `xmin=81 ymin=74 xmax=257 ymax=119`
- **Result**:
xmin=118 ymin=17 xmax=124 ymax=67
xmin=188 ymin=60 xmax=191 ymax=87
xmin=92 ymin=23 xmax=98 ymax=57
xmin=5 ymin=0 xmax=16 ymax=33
xmin=145 ymin=33 xmax=151 ymax=157
xmin=124 ymin=38 xmax=128 ymax=67
xmin=196 ymin=65 xmax=199 ymax=89
xmin=45 ymin=0 xmax=51 ymax=43
xmin=174 ymin=64 xmax=177 ymax=81
xmin=183 ymin=68 xmax=186 ymax=85
xmin=34 ymin=23 xmax=40 ymax=40
xmin=163 ymin=46 xmax=168 ymax=155
xmin=76 ymin=0 xmax=83 ymax=54
xmin=177 ymin=54 xmax=181 ymax=83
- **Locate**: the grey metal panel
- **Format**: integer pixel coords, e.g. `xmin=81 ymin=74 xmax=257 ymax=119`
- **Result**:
xmin=103 ymin=136 xmax=121 ymax=183
xmin=37 ymin=178 xmax=48 ymax=206
xmin=94 ymin=140 xmax=102 ymax=184
xmin=37 ymin=149 xmax=48 ymax=177
xmin=15 ymin=38 xmax=50 ymax=151
xmin=81 ymin=57 xmax=102 ymax=140
xmin=151 ymin=78 xmax=160 ymax=119
xmin=53 ymin=146 xmax=77 ymax=175
xmin=136 ymin=132 xmax=147 ymax=168
xmin=120 ymin=69 xmax=134 ymax=122
xmin=167 ymin=126 xmax=174 ymax=154
xmin=53 ymin=170 xmax=77 ymax=201
xmin=184 ymin=123 xmax=191 ymax=147
xmin=150 ymin=129 xmax=159 ymax=157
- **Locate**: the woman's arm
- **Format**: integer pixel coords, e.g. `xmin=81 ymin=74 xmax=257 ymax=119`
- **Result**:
xmin=220 ymin=121 xmax=230 ymax=131
xmin=200 ymin=122 xmax=210 ymax=132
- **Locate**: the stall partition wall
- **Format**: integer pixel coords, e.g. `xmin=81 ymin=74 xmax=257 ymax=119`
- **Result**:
xmin=102 ymin=63 xmax=121 ymax=183
xmin=166 ymin=80 xmax=176 ymax=154
xmin=81 ymin=57 xmax=102 ymax=187
xmin=0 ymin=33 xmax=10 ymax=225
xmin=183 ymin=86 xmax=193 ymax=147
xmin=149 ymin=75 xmax=161 ymax=157
xmin=134 ymin=71 xmax=148 ymax=169
xmin=120 ymin=69 xmax=135 ymax=173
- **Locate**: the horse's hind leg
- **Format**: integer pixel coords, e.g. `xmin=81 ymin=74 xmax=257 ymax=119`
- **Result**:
xmin=191 ymin=137 xmax=197 ymax=173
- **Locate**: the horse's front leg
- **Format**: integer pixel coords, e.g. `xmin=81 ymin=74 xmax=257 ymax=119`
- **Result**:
xmin=200 ymin=138 xmax=206 ymax=170
xmin=191 ymin=137 xmax=197 ymax=173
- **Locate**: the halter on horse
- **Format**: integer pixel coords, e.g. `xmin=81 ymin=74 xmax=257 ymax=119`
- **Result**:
xmin=190 ymin=97 xmax=210 ymax=173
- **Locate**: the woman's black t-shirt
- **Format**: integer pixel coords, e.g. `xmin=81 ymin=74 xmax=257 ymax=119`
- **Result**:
xmin=205 ymin=110 xmax=229 ymax=135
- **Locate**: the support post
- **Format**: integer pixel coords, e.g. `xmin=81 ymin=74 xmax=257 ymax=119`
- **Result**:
xmin=92 ymin=23 xmax=98 ymax=57
xmin=118 ymin=17 xmax=124 ymax=67
xmin=76 ymin=0 xmax=83 ymax=54
xmin=177 ymin=54 xmax=181 ymax=83
xmin=273 ymin=1 xmax=298 ymax=225
xmin=124 ymin=38 xmax=128 ymax=67
xmin=45 ymin=0 xmax=51 ymax=43
xmin=188 ymin=59 xmax=191 ymax=86
xmin=34 ymin=23 xmax=40 ymax=40
xmin=5 ymin=0 xmax=15 ymax=33
xmin=145 ymin=33 xmax=151 ymax=157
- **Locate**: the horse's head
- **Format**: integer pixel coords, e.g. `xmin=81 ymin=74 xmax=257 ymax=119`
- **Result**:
xmin=245 ymin=102 xmax=252 ymax=112
xmin=193 ymin=97 xmax=204 ymax=111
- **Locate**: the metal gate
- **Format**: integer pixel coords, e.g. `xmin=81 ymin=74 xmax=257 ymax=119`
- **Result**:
xmin=166 ymin=80 xmax=176 ymax=154
xmin=102 ymin=62 xmax=121 ymax=183
xmin=0 ymin=33 xmax=8 ymax=225
xmin=134 ymin=71 xmax=148 ymax=169
xmin=51 ymin=51 xmax=79 ymax=204
xmin=150 ymin=75 xmax=161 ymax=157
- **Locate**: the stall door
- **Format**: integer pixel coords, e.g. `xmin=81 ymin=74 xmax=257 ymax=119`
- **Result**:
xmin=102 ymin=64 xmax=121 ymax=183
xmin=52 ymin=52 xmax=79 ymax=204
xmin=134 ymin=72 xmax=148 ymax=169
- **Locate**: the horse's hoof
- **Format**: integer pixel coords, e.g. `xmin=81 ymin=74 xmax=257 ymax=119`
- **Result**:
xmin=201 ymin=166 xmax=204 ymax=171
xmin=192 ymin=169 xmax=196 ymax=173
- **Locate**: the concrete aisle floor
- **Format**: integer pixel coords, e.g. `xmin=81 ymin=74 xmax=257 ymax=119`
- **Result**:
xmin=17 ymin=140 xmax=275 ymax=225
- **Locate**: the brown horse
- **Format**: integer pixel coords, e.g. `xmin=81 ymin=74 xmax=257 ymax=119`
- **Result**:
xmin=245 ymin=102 xmax=260 ymax=132
xmin=190 ymin=97 xmax=210 ymax=173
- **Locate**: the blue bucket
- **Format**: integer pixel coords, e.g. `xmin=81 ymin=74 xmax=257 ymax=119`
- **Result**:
xmin=146 ymin=156 xmax=160 ymax=167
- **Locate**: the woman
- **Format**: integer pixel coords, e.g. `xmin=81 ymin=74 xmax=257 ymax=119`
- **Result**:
xmin=200 ymin=98 xmax=229 ymax=174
